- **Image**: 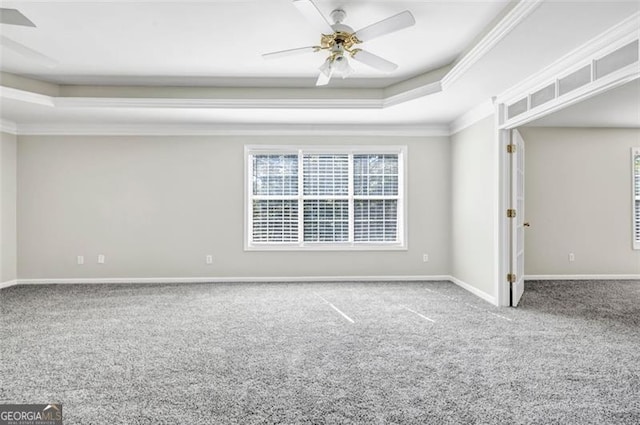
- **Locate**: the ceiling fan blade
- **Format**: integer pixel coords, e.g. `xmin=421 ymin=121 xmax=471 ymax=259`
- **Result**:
xmin=0 ymin=35 xmax=57 ymax=68
xmin=0 ymin=8 xmax=36 ymax=27
xmin=262 ymin=46 xmax=317 ymax=60
xmin=293 ymin=0 xmax=334 ymax=35
xmin=351 ymin=49 xmax=397 ymax=73
xmin=354 ymin=10 xmax=415 ymax=42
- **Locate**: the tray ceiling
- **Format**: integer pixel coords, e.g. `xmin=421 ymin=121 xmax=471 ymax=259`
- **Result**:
xmin=1 ymin=1 xmax=638 ymax=132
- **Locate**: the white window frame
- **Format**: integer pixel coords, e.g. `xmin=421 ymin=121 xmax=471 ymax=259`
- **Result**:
xmin=632 ymin=147 xmax=640 ymax=250
xmin=244 ymin=145 xmax=407 ymax=251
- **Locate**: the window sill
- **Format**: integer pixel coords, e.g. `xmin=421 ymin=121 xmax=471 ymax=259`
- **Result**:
xmin=245 ymin=243 xmax=407 ymax=252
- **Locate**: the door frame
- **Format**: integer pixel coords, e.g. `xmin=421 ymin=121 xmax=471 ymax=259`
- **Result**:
xmin=497 ymin=120 xmax=512 ymax=307
xmin=495 ymin=78 xmax=639 ymax=307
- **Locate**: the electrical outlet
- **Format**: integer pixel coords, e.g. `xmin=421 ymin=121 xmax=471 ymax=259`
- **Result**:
xmin=423 ymin=254 xmax=429 ymax=263
xmin=568 ymin=253 xmax=575 ymax=262
xmin=206 ymin=255 xmax=213 ymax=265
xmin=98 ymin=254 xmax=105 ymax=264
xmin=77 ymin=255 xmax=84 ymax=265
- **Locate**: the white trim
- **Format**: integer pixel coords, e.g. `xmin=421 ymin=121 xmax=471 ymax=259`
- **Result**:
xmin=448 ymin=275 xmax=497 ymax=306
xmin=15 ymin=123 xmax=450 ymax=137
xmin=494 ymin=14 xmax=640 ymax=307
xmin=496 ymin=11 xmax=640 ymax=105
xmin=0 ymin=280 xmax=18 ymax=289
xmin=441 ymin=0 xmax=544 ymax=90
xmin=15 ymin=275 xmax=451 ymax=285
xmin=55 ymin=97 xmax=384 ymax=110
xmin=525 ymin=275 xmax=640 ymax=281
xmin=383 ymin=80 xmax=443 ymax=108
xmin=5 ymin=275 xmax=505 ymax=306
xmin=0 ymin=119 xmax=18 ymax=135
xmin=497 ymin=126 xmax=511 ymax=307
xmin=499 ymin=65 xmax=639 ymax=130
xmin=449 ymin=99 xmax=495 ymax=135
xmin=245 ymin=145 xmax=408 ymax=251
xmin=0 ymin=86 xmax=54 ymax=107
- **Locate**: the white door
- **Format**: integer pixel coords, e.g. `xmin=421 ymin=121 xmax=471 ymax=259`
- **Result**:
xmin=510 ymin=129 xmax=526 ymax=306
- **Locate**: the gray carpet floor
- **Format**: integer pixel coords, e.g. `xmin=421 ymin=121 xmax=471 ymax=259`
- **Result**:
xmin=1 ymin=280 xmax=639 ymax=424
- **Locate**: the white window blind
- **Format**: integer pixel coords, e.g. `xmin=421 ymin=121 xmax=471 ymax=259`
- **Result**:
xmin=633 ymin=148 xmax=640 ymax=250
xmin=246 ymin=146 xmax=406 ymax=250
xmin=353 ymin=154 xmax=399 ymax=242
xmin=251 ymin=155 xmax=298 ymax=243
xmin=303 ymin=154 xmax=349 ymax=243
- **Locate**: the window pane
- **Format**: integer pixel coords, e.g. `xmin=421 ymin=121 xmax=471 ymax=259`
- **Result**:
xmin=635 ymin=151 xmax=640 ymax=245
xmin=303 ymin=200 xmax=348 ymax=242
xmin=253 ymin=154 xmax=298 ymax=196
xmin=354 ymin=200 xmax=398 ymax=242
xmin=303 ymin=154 xmax=348 ymax=196
xmin=635 ymin=152 xmax=640 ymax=198
xmin=252 ymin=200 xmax=298 ymax=242
xmin=353 ymin=154 xmax=398 ymax=195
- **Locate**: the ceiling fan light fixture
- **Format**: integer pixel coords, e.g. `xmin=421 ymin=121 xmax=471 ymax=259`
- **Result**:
xmin=316 ymin=64 xmax=333 ymax=86
xmin=318 ymin=58 xmax=333 ymax=77
xmin=332 ymin=54 xmax=354 ymax=78
xmin=263 ymin=1 xmax=416 ymax=86
xmin=333 ymin=55 xmax=347 ymax=72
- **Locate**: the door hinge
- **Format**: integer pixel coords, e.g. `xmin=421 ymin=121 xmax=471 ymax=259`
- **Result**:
xmin=507 ymin=273 xmax=516 ymax=283
xmin=507 ymin=209 xmax=516 ymax=218
xmin=507 ymin=144 xmax=516 ymax=153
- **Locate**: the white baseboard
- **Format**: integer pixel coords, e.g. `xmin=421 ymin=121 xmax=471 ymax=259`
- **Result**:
xmin=448 ymin=276 xmax=498 ymax=306
xmin=13 ymin=275 xmax=452 ymax=286
xmin=525 ymin=274 xmax=640 ymax=281
xmin=5 ymin=275 xmax=501 ymax=306
xmin=0 ymin=280 xmax=18 ymax=289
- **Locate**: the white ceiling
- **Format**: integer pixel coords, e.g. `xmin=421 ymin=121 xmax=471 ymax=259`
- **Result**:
xmin=1 ymin=0 xmax=639 ymax=132
xmin=0 ymin=0 xmax=510 ymax=85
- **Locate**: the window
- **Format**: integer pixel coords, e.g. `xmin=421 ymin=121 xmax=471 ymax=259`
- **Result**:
xmin=246 ymin=146 xmax=406 ymax=250
xmin=633 ymin=148 xmax=640 ymax=250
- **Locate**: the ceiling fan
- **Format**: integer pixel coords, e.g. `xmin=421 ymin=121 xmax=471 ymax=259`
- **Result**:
xmin=263 ymin=0 xmax=415 ymax=86
xmin=0 ymin=8 xmax=56 ymax=67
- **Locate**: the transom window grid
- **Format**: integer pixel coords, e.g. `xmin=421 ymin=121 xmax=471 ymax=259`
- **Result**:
xmin=246 ymin=147 xmax=406 ymax=250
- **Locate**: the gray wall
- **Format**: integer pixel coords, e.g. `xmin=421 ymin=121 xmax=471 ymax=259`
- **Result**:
xmin=1 ymin=132 xmax=17 ymax=283
xmin=520 ymin=127 xmax=640 ymax=276
xmin=17 ymin=135 xmax=451 ymax=279
xmin=450 ymin=116 xmax=499 ymax=298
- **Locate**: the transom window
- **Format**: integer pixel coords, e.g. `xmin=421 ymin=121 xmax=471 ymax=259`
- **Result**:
xmin=245 ymin=146 xmax=406 ymax=250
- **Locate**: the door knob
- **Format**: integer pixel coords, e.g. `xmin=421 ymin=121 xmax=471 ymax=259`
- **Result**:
xmin=524 ymin=222 xmax=531 ymax=227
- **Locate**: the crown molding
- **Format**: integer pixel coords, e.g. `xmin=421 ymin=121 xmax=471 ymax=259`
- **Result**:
xmin=383 ymin=65 xmax=450 ymax=107
xmin=0 ymin=119 xmax=18 ymax=135
xmin=0 ymin=1 xmax=546 ymax=128
xmin=17 ymin=122 xmax=450 ymax=137
xmin=4 ymin=2 xmax=627 ymax=135
xmin=449 ymin=98 xmax=496 ymax=135
xmin=441 ymin=0 xmax=544 ymax=90
xmin=54 ymin=96 xmax=385 ymax=109
xmin=0 ymin=86 xmax=55 ymax=107
xmin=383 ymin=80 xmax=443 ymax=108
